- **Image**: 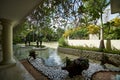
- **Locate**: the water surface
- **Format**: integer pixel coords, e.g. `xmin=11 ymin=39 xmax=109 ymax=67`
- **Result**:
xmin=14 ymin=45 xmax=78 ymax=67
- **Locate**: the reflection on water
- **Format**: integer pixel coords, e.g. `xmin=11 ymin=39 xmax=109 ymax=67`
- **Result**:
xmin=14 ymin=45 xmax=65 ymax=67
xmin=44 ymin=49 xmax=62 ymax=66
xmin=36 ymin=48 xmax=63 ymax=67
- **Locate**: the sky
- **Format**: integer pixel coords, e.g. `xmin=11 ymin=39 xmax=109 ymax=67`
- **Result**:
xmin=97 ymin=4 xmax=120 ymax=24
xmin=51 ymin=0 xmax=120 ymax=28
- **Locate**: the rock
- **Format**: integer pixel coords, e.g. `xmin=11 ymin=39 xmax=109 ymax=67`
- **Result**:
xmin=62 ymin=57 xmax=89 ymax=78
xmin=28 ymin=58 xmax=120 ymax=80
xmin=28 ymin=58 xmax=68 ymax=80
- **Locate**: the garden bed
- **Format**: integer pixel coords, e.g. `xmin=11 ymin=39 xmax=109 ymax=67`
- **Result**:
xmin=58 ymin=47 xmax=120 ymax=67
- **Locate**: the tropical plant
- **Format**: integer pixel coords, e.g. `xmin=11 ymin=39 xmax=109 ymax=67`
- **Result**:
xmin=58 ymin=37 xmax=68 ymax=47
xmin=82 ymin=0 xmax=110 ymax=51
xmin=111 ymin=17 xmax=120 ymax=27
xmin=63 ymin=29 xmax=73 ymax=38
xmin=104 ymin=18 xmax=120 ymax=39
xmin=13 ymin=0 xmax=110 ymax=47
xmin=56 ymin=27 xmax=65 ymax=40
xmin=87 ymin=24 xmax=100 ymax=34
xmin=70 ymin=27 xmax=88 ymax=39
xmin=63 ymin=26 xmax=89 ymax=39
xmin=13 ymin=21 xmax=32 ymax=44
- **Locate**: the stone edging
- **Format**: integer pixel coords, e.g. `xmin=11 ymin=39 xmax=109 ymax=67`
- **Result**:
xmin=90 ymin=70 xmax=120 ymax=80
xmin=32 ymin=46 xmax=48 ymax=50
xmin=57 ymin=47 xmax=120 ymax=66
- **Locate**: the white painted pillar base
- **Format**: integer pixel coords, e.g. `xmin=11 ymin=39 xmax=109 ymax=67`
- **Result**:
xmin=0 ymin=19 xmax=16 ymax=65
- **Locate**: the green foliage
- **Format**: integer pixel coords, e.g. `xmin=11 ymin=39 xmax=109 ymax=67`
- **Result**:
xmin=111 ymin=17 xmax=120 ymax=27
xmin=104 ymin=21 xmax=120 ymax=39
xmin=103 ymin=48 xmax=120 ymax=55
xmin=41 ymin=27 xmax=64 ymax=42
xmin=64 ymin=45 xmax=99 ymax=52
xmin=56 ymin=27 xmax=65 ymax=40
xmin=83 ymin=0 xmax=110 ymax=20
xmin=13 ymin=36 xmax=23 ymax=44
xmin=61 ymin=45 xmax=120 ymax=55
xmin=58 ymin=37 xmax=68 ymax=47
xmin=104 ymin=27 xmax=120 ymax=39
xmin=14 ymin=0 xmax=111 ymax=44
xmin=87 ymin=24 xmax=100 ymax=34
xmin=25 ymin=31 xmax=37 ymax=42
xmin=63 ymin=27 xmax=88 ymax=39
xmin=13 ymin=21 xmax=34 ymax=44
xmin=70 ymin=27 xmax=88 ymax=39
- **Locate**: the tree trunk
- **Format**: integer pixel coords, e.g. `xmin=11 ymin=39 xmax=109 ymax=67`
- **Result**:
xmin=36 ymin=41 xmax=39 ymax=47
xmin=106 ymin=39 xmax=112 ymax=51
xmin=99 ymin=13 xmax=105 ymax=51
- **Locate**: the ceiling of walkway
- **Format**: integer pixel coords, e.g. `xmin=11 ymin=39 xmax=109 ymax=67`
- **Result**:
xmin=0 ymin=0 xmax=120 ymax=26
xmin=0 ymin=0 xmax=42 ymax=26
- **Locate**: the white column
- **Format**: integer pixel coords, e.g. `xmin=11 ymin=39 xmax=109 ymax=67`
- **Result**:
xmin=0 ymin=19 xmax=16 ymax=65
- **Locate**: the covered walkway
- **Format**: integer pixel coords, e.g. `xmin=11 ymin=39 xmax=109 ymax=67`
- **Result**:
xmin=0 ymin=0 xmax=120 ymax=80
xmin=0 ymin=0 xmax=42 ymax=80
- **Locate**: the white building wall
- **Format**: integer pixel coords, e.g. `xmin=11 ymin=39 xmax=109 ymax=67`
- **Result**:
xmin=111 ymin=40 xmax=120 ymax=49
xmin=68 ymin=40 xmax=120 ymax=50
xmin=89 ymin=34 xmax=99 ymax=40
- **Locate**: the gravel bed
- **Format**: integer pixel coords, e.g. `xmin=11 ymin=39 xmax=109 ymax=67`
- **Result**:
xmin=29 ymin=58 xmax=120 ymax=80
xmin=82 ymin=63 xmax=107 ymax=80
xmin=29 ymin=58 xmax=68 ymax=80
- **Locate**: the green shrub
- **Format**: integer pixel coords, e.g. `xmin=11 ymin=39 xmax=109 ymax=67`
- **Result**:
xmin=13 ymin=36 xmax=22 ymax=44
xmin=61 ymin=45 xmax=120 ymax=55
xmin=103 ymin=48 xmax=120 ymax=54
xmin=66 ymin=45 xmax=99 ymax=51
xmin=58 ymin=37 xmax=68 ymax=47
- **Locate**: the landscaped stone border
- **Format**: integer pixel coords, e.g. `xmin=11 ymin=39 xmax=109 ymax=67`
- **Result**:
xmin=32 ymin=46 xmax=48 ymax=50
xmin=28 ymin=58 xmax=68 ymax=80
xmin=58 ymin=47 xmax=120 ymax=66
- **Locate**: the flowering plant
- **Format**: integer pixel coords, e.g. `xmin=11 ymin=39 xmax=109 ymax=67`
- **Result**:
xmin=111 ymin=17 xmax=120 ymax=27
xmin=63 ymin=27 xmax=81 ymax=38
xmin=87 ymin=24 xmax=100 ymax=34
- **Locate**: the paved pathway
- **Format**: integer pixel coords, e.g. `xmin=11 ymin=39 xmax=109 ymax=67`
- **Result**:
xmin=42 ymin=42 xmax=58 ymax=49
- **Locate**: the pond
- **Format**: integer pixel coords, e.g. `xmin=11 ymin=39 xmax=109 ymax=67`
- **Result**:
xmin=13 ymin=45 xmax=120 ymax=80
xmin=13 ymin=45 xmax=79 ymax=67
